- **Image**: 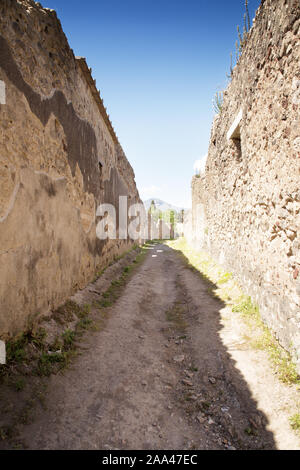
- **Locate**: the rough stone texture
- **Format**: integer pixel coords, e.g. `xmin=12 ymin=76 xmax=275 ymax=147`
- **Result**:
xmin=191 ymin=0 xmax=300 ymax=368
xmin=0 ymin=0 xmax=141 ymax=338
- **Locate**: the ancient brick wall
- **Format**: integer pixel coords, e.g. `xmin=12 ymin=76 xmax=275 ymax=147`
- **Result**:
xmin=0 ymin=0 xmax=141 ymax=337
xmin=191 ymin=0 xmax=300 ymax=367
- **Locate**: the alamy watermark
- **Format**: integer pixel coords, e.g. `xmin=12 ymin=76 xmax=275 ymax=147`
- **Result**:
xmin=95 ymin=197 xmax=182 ymax=241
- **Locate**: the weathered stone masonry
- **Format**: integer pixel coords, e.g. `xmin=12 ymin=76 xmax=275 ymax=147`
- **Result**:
xmin=0 ymin=0 xmax=141 ymax=337
xmin=191 ymin=0 xmax=300 ymax=368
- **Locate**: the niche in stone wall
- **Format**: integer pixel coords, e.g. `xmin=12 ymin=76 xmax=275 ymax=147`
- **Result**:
xmin=232 ymin=131 xmax=241 ymax=161
xmin=227 ymin=108 xmax=242 ymax=161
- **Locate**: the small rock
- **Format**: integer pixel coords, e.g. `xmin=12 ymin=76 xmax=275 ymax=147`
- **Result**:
xmin=189 ymin=395 xmax=198 ymax=401
xmin=182 ymin=379 xmax=193 ymax=387
xmin=208 ymin=377 xmax=216 ymax=384
xmin=184 ymin=370 xmax=194 ymax=378
xmin=208 ymin=417 xmax=215 ymax=425
xmin=227 ymin=445 xmax=236 ymax=450
xmin=48 ymin=349 xmax=62 ymax=355
xmin=196 ymin=414 xmax=206 ymax=424
xmin=293 ymin=268 xmax=299 ymax=280
xmin=173 ymin=354 xmax=185 ymax=363
xmin=142 ymin=381 xmax=147 ymax=386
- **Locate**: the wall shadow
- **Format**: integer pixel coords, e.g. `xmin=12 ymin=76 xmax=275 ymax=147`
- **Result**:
xmin=167 ymin=243 xmax=277 ymax=450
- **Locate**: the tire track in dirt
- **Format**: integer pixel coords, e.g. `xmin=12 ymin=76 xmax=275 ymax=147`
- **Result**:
xmin=8 ymin=242 xmax=278 ymax=449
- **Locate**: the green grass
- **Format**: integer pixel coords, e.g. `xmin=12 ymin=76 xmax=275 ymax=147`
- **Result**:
xmin=6 ymin=328 xmax=47 ymax=364
xmin=49 ymin=336 xmax=63 ymax=352
xmin=94 ymin=243 xmax=148 ymax=311
xmin=36 ymin=304 xmax=93 ymax=375
xmin=4 ymin=304 xmax=91 ymax=377
xmin=13 ymin=378 xmax=25 ymax=392
xmin=232 ymin=296 xmax=259 ymax=317
xmin=93 ymin=268 xmax=105 ymax=282
xmin=232 ymin=297 xmax=299 ymax=385
xmin=36 ymin=352 xmax=68 ymax=377
xmin=289 ymin=413 xmax=300 ymax=431
xmin=244 ymin=426 xmax=256 ymax=436
xmin=6 ymin=335 xmax=27 ymax=363
xmin=217 ymin=272 xmax=233 ymax=285
xmin=77 ymin=316 xmax=92 ymax=331
xmin=0 ymin=426 xmax=13 ymax=441
xmin=252 ymin=330 xmax=299 ymax=385
xmin=62 ymin=329 xmax=76 ymax=350
xmin=77 ymin=304 xmax=91 ymax=318
xmin=213 ymin=90 xmax=224 ymax=114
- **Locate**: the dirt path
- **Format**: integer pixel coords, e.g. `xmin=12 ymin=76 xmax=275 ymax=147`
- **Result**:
xmin=11 ymin=243 xmax=300 ymax=449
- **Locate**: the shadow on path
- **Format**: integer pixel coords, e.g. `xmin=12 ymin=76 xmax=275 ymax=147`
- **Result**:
xmin=164 ymin=243 xmax=276 ymax=449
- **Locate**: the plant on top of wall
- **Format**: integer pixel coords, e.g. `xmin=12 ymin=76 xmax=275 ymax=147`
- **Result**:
xmin=213 ymin=90 xmax=224 ymax=114
xmin=216 ymin=1 xmax=253 ymax=112
xmin=229 ymin=0 xmax=252 ymax=78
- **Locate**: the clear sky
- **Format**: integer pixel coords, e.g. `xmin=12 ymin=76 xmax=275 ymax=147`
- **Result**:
xmin=42 ymin=0 xmax=261 ymax=208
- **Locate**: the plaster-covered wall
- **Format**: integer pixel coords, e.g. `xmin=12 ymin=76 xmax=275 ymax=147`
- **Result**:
xmin=0 ymin=0 xmax=141 ymax=337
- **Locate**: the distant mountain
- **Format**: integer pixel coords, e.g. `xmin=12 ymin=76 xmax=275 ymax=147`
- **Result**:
xmin=143 ymin=198 xmax=185 ymax=213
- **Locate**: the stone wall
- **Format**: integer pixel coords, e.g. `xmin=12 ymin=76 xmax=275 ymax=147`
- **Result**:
xmin=191 ymin=0 xmax=300 ymax=367
xmin=0 ymin=0 xmax=141 ymax=338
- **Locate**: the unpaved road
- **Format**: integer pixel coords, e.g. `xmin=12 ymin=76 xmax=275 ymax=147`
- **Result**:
xmin=12 ymin=243 xmax=300 ymax=449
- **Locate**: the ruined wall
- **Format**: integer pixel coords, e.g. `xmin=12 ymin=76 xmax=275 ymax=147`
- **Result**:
xmin=192 ymin=0 xmax=300 ymax=367
xmin=0 ymin=0 xmax=141 ymax=337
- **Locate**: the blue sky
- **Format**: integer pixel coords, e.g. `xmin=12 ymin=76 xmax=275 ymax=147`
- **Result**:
xmin=42 ymin=0 xmax=261 ymax=208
